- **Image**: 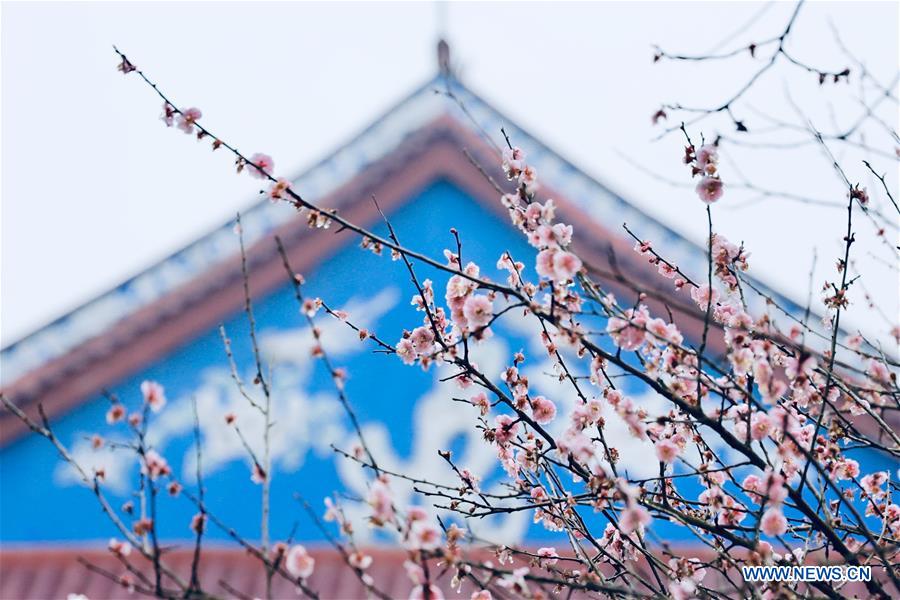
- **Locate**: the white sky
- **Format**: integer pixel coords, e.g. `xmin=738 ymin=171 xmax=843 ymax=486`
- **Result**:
xmin=2 ymin=1 xmax=898 ymax=348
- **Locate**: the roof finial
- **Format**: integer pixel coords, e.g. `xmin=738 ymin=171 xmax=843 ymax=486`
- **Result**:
xmin=437 ymin=38 xmax=451 ymax=76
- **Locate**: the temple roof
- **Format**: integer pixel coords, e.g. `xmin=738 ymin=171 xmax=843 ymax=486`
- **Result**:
xmin=0 ymin=68 xmax=810 ymax=443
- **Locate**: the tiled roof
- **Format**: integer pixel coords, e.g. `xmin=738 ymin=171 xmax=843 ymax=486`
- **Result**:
xmin=1 ymin=547 xmax=432 ymax=600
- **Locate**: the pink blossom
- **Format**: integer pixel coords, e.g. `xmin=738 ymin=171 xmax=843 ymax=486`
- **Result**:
xmin=536 ymin=248 xmax=582 ymax=283
xmin=396 ymin=338 xmax=416 ymax=365
xmin=406 ymin=506 xmax=428 ymax=522
xmin=861 ymin=471 xmax=888 ymax=496
xmin=106 ymin=404 xmax=126 ymax=424
xmin=619 ymin=505 xmax=651 ymax=533
xmin=409 ymin=585 xmax=444 ymax=600
xmin=409 ymin=326 xmax=435 ymax=354
xmin=658 ymin=262 xmax=676 ymax=278
xmin=140 ymin=380 xmax=167 ymax=412
xmin=463 ymin=295 xmax=493 ymax=329
xmin=552 ymin=250 xmax=582 ymax=282
xmin=348 ymin=550 xmax=373 ymax=570
xmin=408 ymin=520 xmax=441 ymax=551
xmin=760 ymin=507 xmax=788 ymax=537
xmin=176 ymin=107 xmax=201 ymax=134
xmin=108 ymin=538 xmax=132 ymax=557
xmin=690 ymin=284 xmax=719 ymax=311
xmin=606 ymin=308 xmax=648 ymax=351
xmin=647 ymin=317 xmax=683 ymax=346
xmin=846 ymin=333 xmax=863 ymax=350
xmin=470 ymin=591 xmax=492 ymax=600
xmin=367 ymin=479 xmax=395 ymax=524
xmin=537 ymin=546 xmax=559 ymax=565
xmin=247 ymin=153 xmax=274 ymax=179
xmin=497 ymin=567 xmax=530 ymax=595
xmin=785 ymin=354 xmax=817 ymax=380
xmin=459 ymin=468 xmax=480 ymax=493
xmin=267 ymin=178 xmax=291 ymax=201
xmin=251 ymin=462 xmax=267 ymax=484
xmin=530 ymin=396 xmax=557 ymax=424
xmin=469 ymin=392 xmax=490 ymax=416
xmin=518 ymin=165 xmax=538 ymax=191
xmin=535 ymin=249 xmax=556 ymax=280
xmin=493 ymin=414 xmax=520 ymax=445
xmin=749 ymin=412 xmax=771 ymax=441
xmin=285 ymin=544 xmax=315 ymax=579
xmin=634 ymin=240 xmax=652 ymax=255
xmin=730 ymin=347 xmax=754 ymax=376
xmin=161 ymin=103 xmax=176 ymax=127
xmin=502 ymin=147 xmax=525 ymax=178
xmin=695 ymin=177 xmax=724 ymax=203
xmin=866 ymin=359 xmax=890 ymax=384
xmin=445 ymin=274 xmax=475 ymax=299
xmin=834 ymin=458 xmax=860 ymax=481
xmin=654 ymin=438 xmax=680 ymax=464
xmin=141 ymin=449 xmax=170 ymax=480
xmin=404 ymin=559 xmax=425 ymax=584
xmin=556 ymin=429 xmax=596 ymax=463
xmin=696 ymin=144 xmax=718 ymax=172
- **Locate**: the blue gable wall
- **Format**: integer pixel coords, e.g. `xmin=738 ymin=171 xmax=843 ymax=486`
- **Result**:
xmin=0 ymin=179 xmax=548 ymax=544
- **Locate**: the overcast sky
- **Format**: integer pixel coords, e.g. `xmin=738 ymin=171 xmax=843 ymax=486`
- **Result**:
xmin=2 ymin=1 xmax=898 ymax=348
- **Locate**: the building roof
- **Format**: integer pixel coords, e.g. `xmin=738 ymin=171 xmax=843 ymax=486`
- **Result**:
xmin=1 ymin=61 xmax=810 ymax=445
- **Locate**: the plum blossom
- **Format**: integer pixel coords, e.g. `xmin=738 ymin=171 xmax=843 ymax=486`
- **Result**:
xmin=409 ymin=585 xmax=444 ymax=600
xmin=267 ymin=178 xmax=292 ymax=201
xmin=785 ymin=353 xmax=817 ymax=380
xmin=834 ymin=458 xmax=860 ymax=481
xmin=535 ymin=248 xmax=582 ymax=284
xmin=696 ymin=144 xmax=718 ymax=173
xmin=409 ymin=326 xmax=436 ymax=354
xmin=462 ymin=295 xmax=493 ymax=330
xmin=160 ymin=102 xmax=176 ymax=127
xmin=469 ymin=392 xmax=490 ymax=416
xmin=176 ymin=107 xmax=201 ymax=134
xmin=106 ymin=404 xmax=126 ymax=425
xmin=141 ymin=449 xmax=170 ymax=480
xmin=749 ymin=412 xmax=771 ymax=441
xmin=502 ymin=147 xmax=525 ymax=179
xmin=496 ymin=567 xmax=531 ymax=596
xmin=493 ymin=414 xmax=520 ymax=445
xmin=654 ymin=438 xmax=680 ymax=464
xmin=553 ymin=250 xmax=581 ymax=280
xmin=367 ymin=478 xmax=395 ymax=525
xmin=247 ymin=153 xmax=274 ymax=179
xmin=190 ymin=513 xmax=207 ymax=534
xmin=606 ymin=307 xmax=649 ymax=351
xmin=530 ymin=396 xmax=557 ymax=424
xmin=537 ymin=546 xmax=559 ymax=565
xmin=619 ymin=504 xmax=651 ymax=534
xmin=690 ymin=284 xmax=719 ymax=311
xmin=348 ymin=551 xmax=373 ymax=570
xmin=760 ymin=507 xmax=788 ymax=537
xmin=250 ymin=462 xmax=266 ymax=484
xmin=861 ymin=471 xmax=888 ymax=498
xmin=140 ymin=380 xmax=167 ymax=412
xmin=696 ymin=176 xmax=724 ymax=203
xmin=866 ymin=358 xmax=891 ymax=385
xmin=408 ymin=519 xmax=441 ymax=551
xmin=108 ymin=538 xmax=132 ymax=557
xmin=285 ymin=545 xmax=315 ymax=579
xmin=396 ymin=337 xmax=416 ymax=365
